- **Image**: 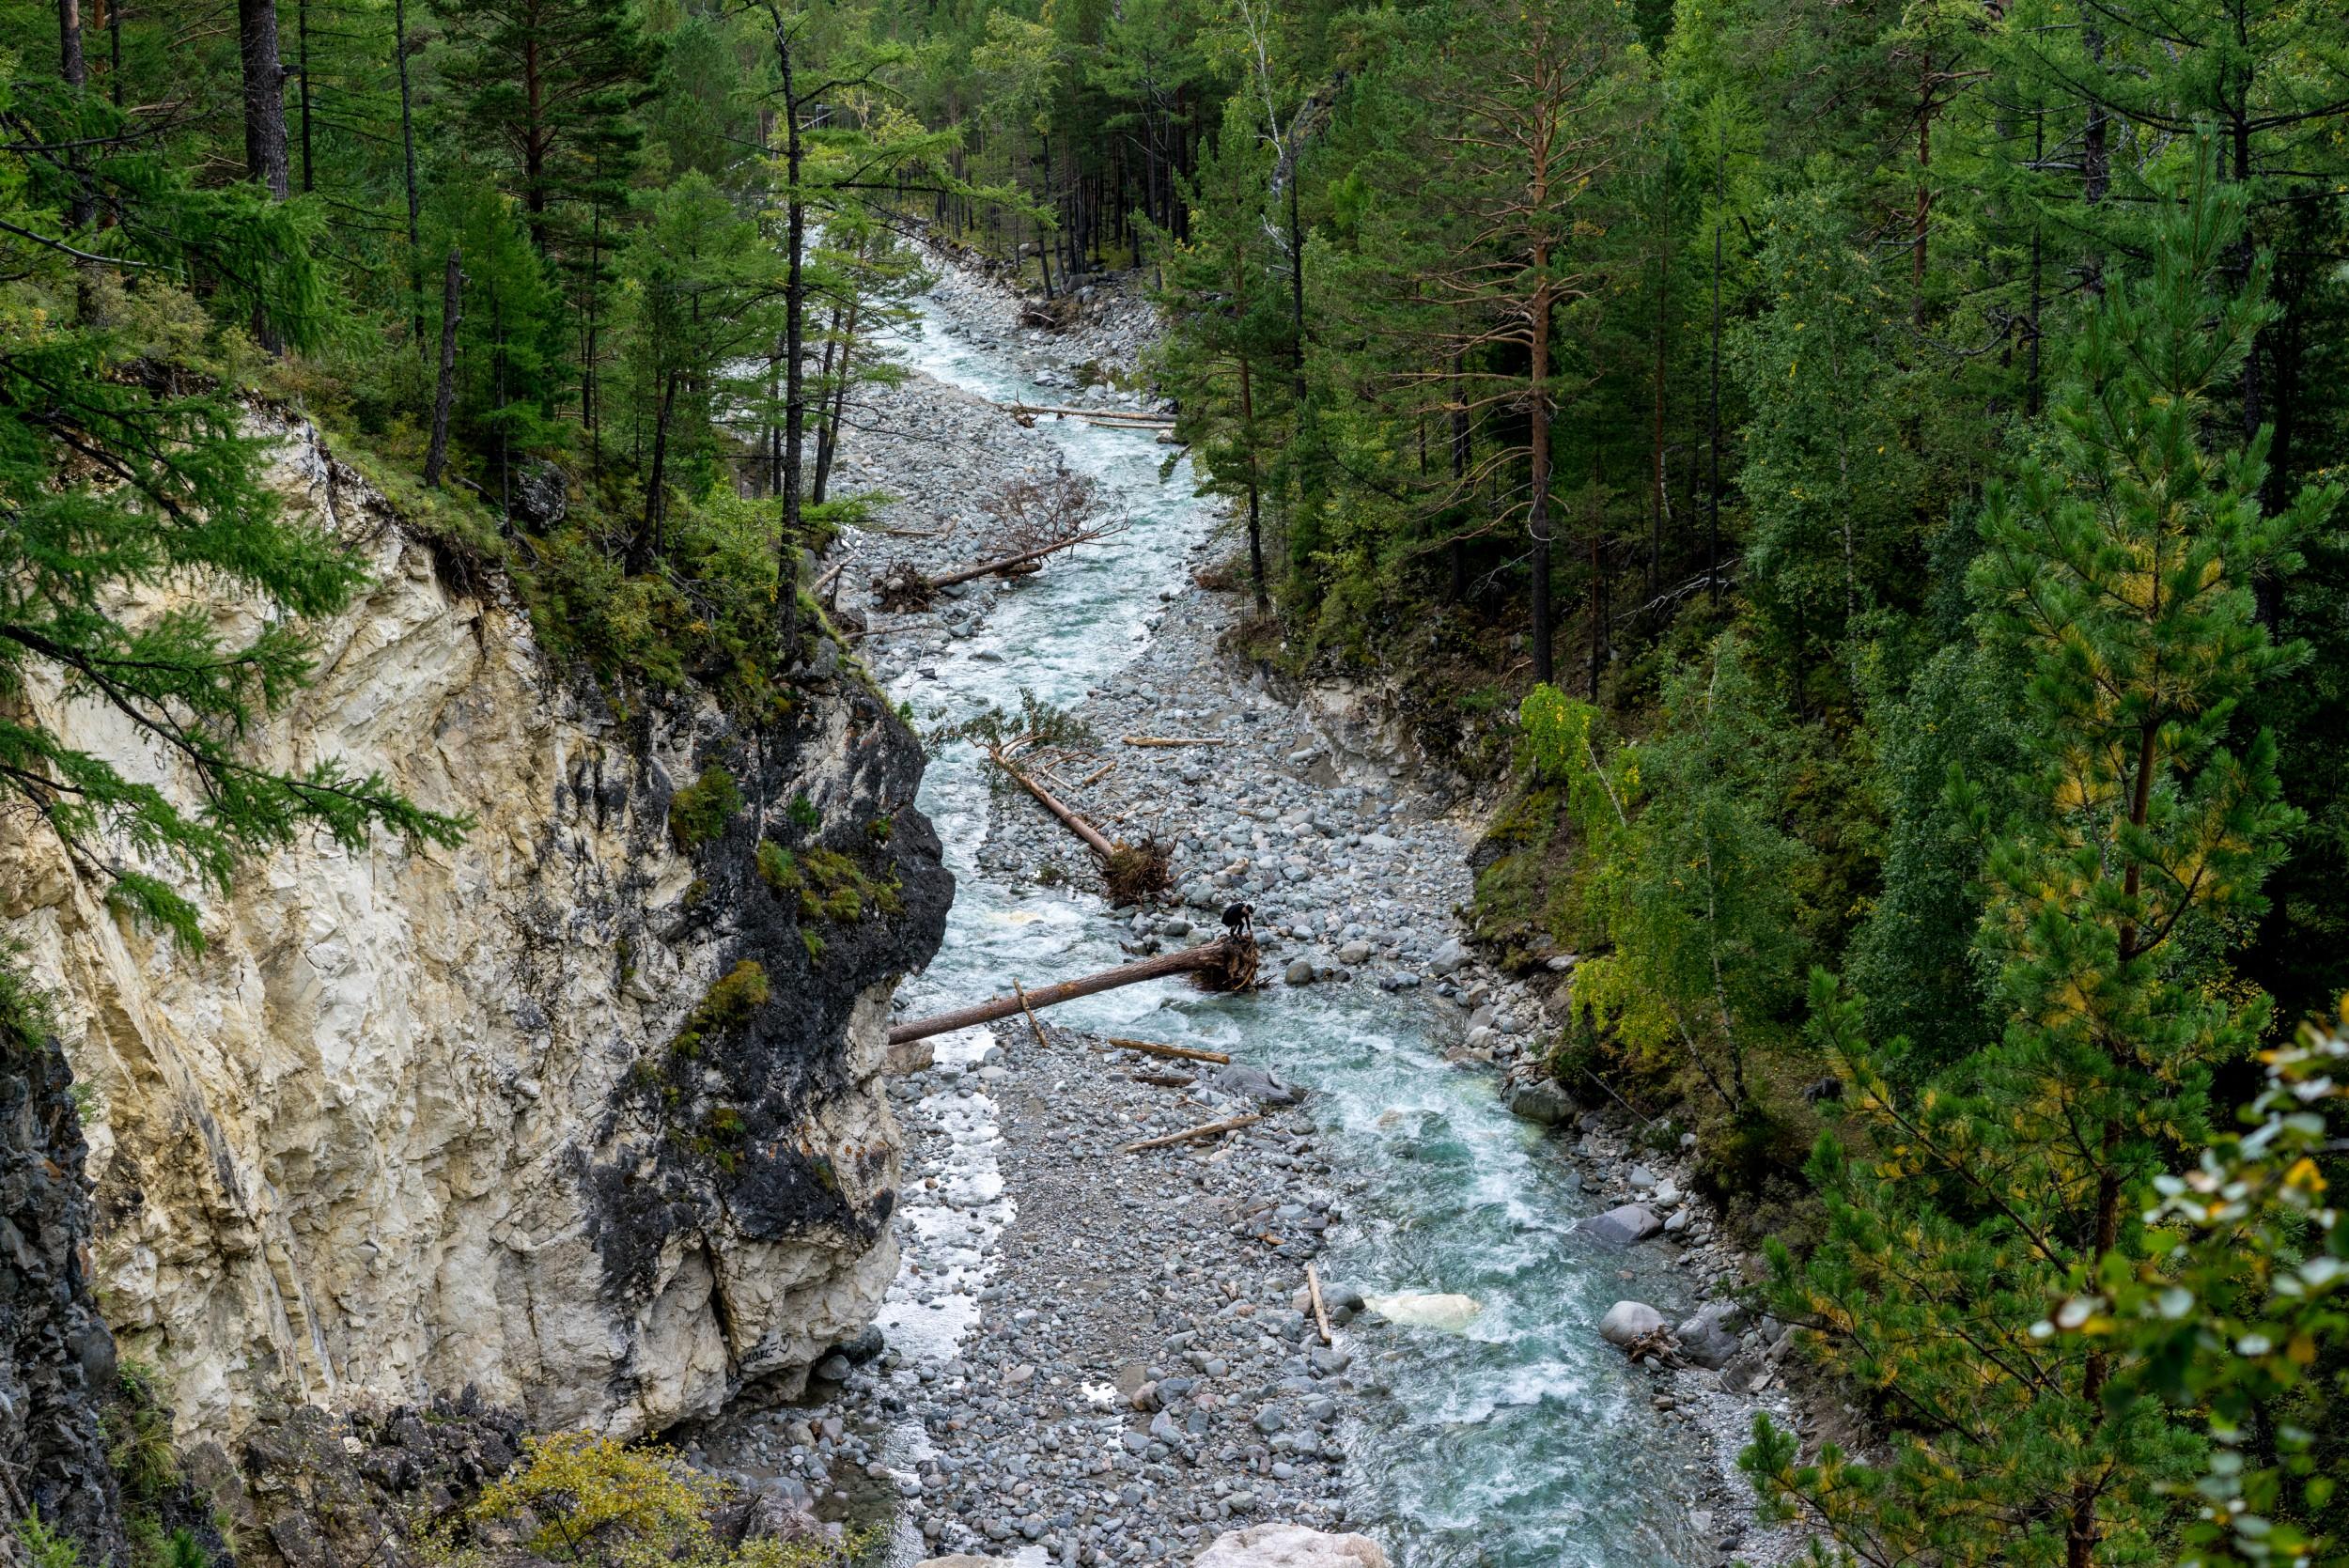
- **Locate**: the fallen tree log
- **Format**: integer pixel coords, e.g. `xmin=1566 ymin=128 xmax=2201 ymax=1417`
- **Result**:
xmin=1120 ymin=1113 xmax=1263 ymax=1155
xmin=1103 ymin=1035 xmax=1232 ymax=1064
xmin=1000 ymin=401 xmax=1175 ymax=425
xmin=886 ymin=938 xmax=1257 ymax=1046
xmin=877 ymin=523 xmax=1120 ymax=609
xmin=990 ymin=745 xmax=1116 ymax=858
xmin=988 ymin=745 xmax=1170 ymax=905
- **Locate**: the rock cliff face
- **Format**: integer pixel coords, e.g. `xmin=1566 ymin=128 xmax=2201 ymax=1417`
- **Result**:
xmin=0 ymin=416 xmax=950 ymax=1447
xmin=0 ymin=1035 xmax=126 ymax=1560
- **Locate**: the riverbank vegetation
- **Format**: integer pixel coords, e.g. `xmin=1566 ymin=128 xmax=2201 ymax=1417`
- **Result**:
xmin=6 ymin=0 xmax=2349 ymax=1559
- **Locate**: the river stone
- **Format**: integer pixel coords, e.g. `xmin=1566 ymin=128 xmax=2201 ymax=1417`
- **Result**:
xmin=1361 ymin=1292 xmax=1483 ymax=1331
xmin=917 ymin=1558 xmax=1018 ymax=1568
xmin=1284 ymin=958 xmax=1317 ymax=986
xmin=1598 ymin=1300 xmax=1667 ymax=1347
xmin=1337 ymin=939 xmax=1372 ymax=964
xmin=1428 ymin=937 xmax=1469 ymax=975
xmin=1675 ymin=1301 xmax=1745 ymax=1369
xmin=1505 ymin=1082 xmax=1576 ymax=1126
xmin=1194 ymin=1524 xmax=1391 ymax=1568
xmin=1212 ymin=1063 xmax=1308 ymax=1107
xmin=1576 ymin=1203 xmax=1664 ymax=1246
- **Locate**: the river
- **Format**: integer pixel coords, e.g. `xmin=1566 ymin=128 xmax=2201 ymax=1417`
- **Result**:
xmin=862 ymin=278 xmax=1718 ymax=1568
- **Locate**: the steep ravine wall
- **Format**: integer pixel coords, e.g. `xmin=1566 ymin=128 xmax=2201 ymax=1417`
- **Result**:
xmin=0 ymin=415 xmax=950 ymax=1460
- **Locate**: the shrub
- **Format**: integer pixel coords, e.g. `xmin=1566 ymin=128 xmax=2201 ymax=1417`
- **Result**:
xmin=668 ymin=767 xmax=742 ymax=850
xmin=669 ymin=961 xmax=769 ymax=1060
xmin=470 ymin=1431 xmax=715 ymax=1562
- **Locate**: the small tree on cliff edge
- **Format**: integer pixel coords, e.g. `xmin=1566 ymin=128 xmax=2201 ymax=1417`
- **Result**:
xmin=1737 ymin=146 xmax=2341 ymax=1568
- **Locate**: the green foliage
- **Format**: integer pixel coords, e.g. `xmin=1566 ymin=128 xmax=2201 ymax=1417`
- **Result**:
xmin=1524 ymin=635 xmax=1813 ymax=1116
xmin=950 ymin=690 xmax=1095 ymax=796
xmin=106 ymin=1358 xmax=179 ymax=1501
xmin=757 ymin=841 xmax=900 ymax=924
xmin=470 ymin=1430 xmax=714 ymax=1563
xmin=1741 ymin=160 xmax=2341 ymax=1568
xmin=17 ymin=1514 xmax=82 ymax=1568
xmin=667 ymin=767 xmax=743 ymax=851
xmin=2072 ymin=1007 xmax=2349 ymax=1567
xmin=667 ymin=960 xmax=770 ymax=1062
xmin=0 ymin=274 xmax=470 ymax=946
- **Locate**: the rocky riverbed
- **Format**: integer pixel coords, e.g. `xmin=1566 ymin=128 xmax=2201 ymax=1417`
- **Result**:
xmin=694 ymin=255 xmax=1821 ymax=1568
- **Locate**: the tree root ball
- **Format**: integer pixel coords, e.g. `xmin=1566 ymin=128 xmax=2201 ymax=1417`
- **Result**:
xmin=1101 ymin=837 xmax=1173 ymax=907
xmin=1193 ymin=934 xmax=1261 ymax=993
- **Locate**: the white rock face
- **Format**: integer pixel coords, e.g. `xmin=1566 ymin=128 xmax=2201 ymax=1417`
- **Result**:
xmin=1194 ymin=1524 xmax=1391 ymax=1568
xmin=0 ymin=419 xmax=941 ymax=1442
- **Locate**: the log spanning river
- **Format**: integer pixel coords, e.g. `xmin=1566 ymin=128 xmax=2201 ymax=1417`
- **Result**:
xmin=855 ymin=274 xmax=1742 ymax=1568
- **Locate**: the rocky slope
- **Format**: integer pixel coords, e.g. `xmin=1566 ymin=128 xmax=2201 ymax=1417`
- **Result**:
xmin=0 ymin=413 xmax=950 ymax=1460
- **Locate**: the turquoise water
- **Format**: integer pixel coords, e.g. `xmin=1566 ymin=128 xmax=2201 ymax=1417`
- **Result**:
xmin=871 ymin=292 xmax=1706 ymax=1568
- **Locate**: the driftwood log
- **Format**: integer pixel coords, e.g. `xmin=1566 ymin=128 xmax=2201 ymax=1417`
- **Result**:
xmin=1000 ymin=401 xmax=1175 ymax=425
xmin=886 ymin=938 xmax=1258 ymax=1046
xmin=1120 ymin=1113 xmax=1263 ymax=1155
xmin=988 ymin=744 xmax=1170 ymax=905
xmin=1305 ymin=1262 xmax=1334 ymax=1345
xmin=1102 ymin=1035 xmax=1232 ymax=1064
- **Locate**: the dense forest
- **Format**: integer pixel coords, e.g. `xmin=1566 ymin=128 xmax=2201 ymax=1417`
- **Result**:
xmin=3 ymin=0 xmax=2348 ymax=1560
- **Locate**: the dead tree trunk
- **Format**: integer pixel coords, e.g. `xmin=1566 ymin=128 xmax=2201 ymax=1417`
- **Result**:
xmin=876 ymin=524 xmax=1118 ymax=608
xmin=887 ymin=939 xmax=1258 ymax=1045
xmin=422 ymin=247 xmax=462 ymax=487
xmin=991 ymin=746 xmax=1117 ymax=858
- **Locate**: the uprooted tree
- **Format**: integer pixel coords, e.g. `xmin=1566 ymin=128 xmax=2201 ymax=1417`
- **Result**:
xmin=875 ymin=470 xmax=1118 ymax=609
xmin=950 ymin=690 xmax=1173 ymax=905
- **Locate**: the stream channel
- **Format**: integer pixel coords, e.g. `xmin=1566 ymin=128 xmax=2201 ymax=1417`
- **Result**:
xmin=861 ymin=285 xmax=1714 ymax=1568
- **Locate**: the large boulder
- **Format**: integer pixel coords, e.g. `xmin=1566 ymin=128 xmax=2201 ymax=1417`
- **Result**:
xmin=1505 ymin=1081 xmax=1575 ymax=1126
xmin=1598 ymin=1300 xmax=1668 ymax=1348
xmin=1576 ymin=1203 xmax=1664 ymax=1246
xmin=1195 ymin=1524 xmax=1390 ymax=1568
xmin=1213 ymin=1063 xmax=1308 ymax=1107
xmin=1675 ymin=1300 xmax=1746 ymax=1370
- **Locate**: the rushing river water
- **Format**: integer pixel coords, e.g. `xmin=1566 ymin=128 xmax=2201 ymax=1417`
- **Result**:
xmin=866 ymin=287 xmax=1711 ymax=1568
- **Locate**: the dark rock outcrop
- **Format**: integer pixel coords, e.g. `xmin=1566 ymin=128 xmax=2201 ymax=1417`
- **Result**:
xmin=0 ymin=1036 xmax=126 ymax=1563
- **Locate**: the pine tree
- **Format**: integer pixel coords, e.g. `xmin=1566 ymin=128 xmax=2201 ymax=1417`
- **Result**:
xmin=430 ymin=0 xmax=659 ymax=260
xmin=1739 ymin=151 xmax=2341 ymax=1568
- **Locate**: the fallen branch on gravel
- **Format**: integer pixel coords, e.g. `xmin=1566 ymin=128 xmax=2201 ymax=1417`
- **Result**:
xmin=1120 ymin=1113 xmax=1263 ymax=1155
xmin=1014 ymin=980 xmax=1050 ymax=1048
xmin=886 ymin=938 xmax=1259 ymax=1046
xmin=1121 ymin=736 xmax=1230 ymax=749
xmin=1078 ymin=759 xmax=1119 ymax=787
xmin=1306 ymin=1262 xmax=1334 ymax=1345
xmin=1102 ymin=1036 xmax=1232 ymax=1064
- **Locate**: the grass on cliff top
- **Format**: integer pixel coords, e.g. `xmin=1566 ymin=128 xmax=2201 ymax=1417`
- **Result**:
xmin=327 ymin=427 xmax=839 ymax=722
